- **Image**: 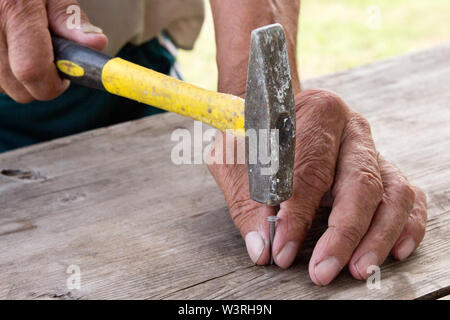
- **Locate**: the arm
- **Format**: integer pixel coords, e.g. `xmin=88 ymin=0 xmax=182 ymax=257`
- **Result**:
xmin=210 ymin=0 xmax=301 ymax=96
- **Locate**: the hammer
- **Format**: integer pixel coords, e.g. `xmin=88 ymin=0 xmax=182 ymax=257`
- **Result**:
xmin=52 ymin=24 xmax=295 ymax=207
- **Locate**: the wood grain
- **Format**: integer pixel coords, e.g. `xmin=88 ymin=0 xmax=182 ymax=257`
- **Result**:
xmin=0 ymin=44 xmax=449 ymax=300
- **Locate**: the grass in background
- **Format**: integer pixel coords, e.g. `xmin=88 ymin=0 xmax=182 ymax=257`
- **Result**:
xmin=178 ymin=0 xmax=450 ymax=91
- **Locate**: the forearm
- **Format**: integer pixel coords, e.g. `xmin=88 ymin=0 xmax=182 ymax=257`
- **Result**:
xmin=210 ymin=0 xmax=301 ymax=96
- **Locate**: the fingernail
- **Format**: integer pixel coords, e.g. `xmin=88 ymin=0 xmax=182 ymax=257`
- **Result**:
xmin=62 ymin=79 xmax=71 ymax=91
xmin=81 ymin=23 xmax=103 ymax=34
xmin=355 ymin=251 xmax=379 ymax=279
xmin=314 ymin=257 xmax=341 ymax=286
xmin=245 ymin=231 xmax=265 ymax=264
xmin=397 ymin=237 xmax=416 ymax=260
xmin=275 ymin=241 xmax=299 ymax=268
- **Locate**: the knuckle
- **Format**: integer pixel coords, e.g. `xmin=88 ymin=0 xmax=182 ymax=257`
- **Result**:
xmin=391 ymin=182 xmax=416 ymax=211
xmin=283 ymin=208 xmax=313 ymax=233
xmin=382 ymin=173 xmax=416 ymax=212
xmin=382 ymin=227 xmax=402 ymax=246
xmin=296 ymin=158 xmax=334 ymax=194
xmin=0 ymin=0 xmax=19 ymax=17
xmin=370 ymin=222 xmax=401 ymax=247
xmin=410 ymin=190 xmax=428 ymax=233
xmin=0 ymin=0 xmax=17 ymax=28
xmin=345 ymin=113 xmax=372 ymax=138
xmin=48 ymin=1 xmax=79 ymax=24
xmin=357 ymin=170 xmax=384 ymax=199
xmin=417 ymin=219 xmax=426 ymax=240
xmin=352 ymin=113 xmax=371 ymax=130
xmin=228 ymin=198 xmax=261 ymax=228
xmin=315 ymin=89 xmax=341 ymax=106
xmin=12 ymin=60 xmax=44 ymax=83
xmin=409 ymin=214 xmax=426 ymax=242
xmin=329 ymin=224 xmax=363 ymax=248
xmin=1 ymin=0 xmax=40 ymax=29
xmin=416 ymin=220 xmax=426 ymax=240
xmin=297 ymin=89 xmax=345 ymax=116
xmin=412 ymin=186 xmax=428 ymax=209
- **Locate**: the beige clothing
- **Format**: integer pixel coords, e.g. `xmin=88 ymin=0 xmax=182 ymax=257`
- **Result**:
xmin=78 ymin=0 xmax=205 ymax=55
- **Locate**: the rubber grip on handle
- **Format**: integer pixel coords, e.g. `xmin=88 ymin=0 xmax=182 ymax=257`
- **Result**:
xmin=51 ymin=36 xmax=245 ymax=133
xmin=52 ymin=36 xmax=112 ymax=91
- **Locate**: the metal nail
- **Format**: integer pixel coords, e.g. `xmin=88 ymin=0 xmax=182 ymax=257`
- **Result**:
xmin=266 ymin=216 xmax=280 ymax=265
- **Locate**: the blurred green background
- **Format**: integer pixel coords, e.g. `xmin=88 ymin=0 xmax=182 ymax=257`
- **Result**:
xmin=178 ymin=0 xmax=450 ymax=91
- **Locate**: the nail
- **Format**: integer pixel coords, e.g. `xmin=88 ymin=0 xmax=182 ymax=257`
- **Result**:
xmin=397 ymin=237 xmax=416 ymax=260
xmin=355 ymin=251 xmax=379 ymax=279
xmin=81 ymin=23 xmax=103 ymax=34
xmin=266 ymin=216 xmax=279 ymax=265
xmin=245 ymin=231 xmax=265 ymax=264
xmin=275 ymin=241 xmax=299 ymax=268
xmin=314 ymin=257 xmax=341 ymax=286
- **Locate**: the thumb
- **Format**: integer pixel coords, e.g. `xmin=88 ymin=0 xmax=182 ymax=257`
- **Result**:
xmin=231 ymin=199 xmax=276 ymax=266
xmin=47 ymin=0 xmax=108 ymax=51
xmin=207 ymin=132 xmax=276 ymax=265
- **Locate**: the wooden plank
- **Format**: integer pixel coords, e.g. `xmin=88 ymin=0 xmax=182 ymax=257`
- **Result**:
xmin=0 ymin=44 xmax=449 ymax=300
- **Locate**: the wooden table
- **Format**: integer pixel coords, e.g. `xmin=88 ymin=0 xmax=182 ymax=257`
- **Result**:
xmin=1 ymin=45 xmax=449 ymax=300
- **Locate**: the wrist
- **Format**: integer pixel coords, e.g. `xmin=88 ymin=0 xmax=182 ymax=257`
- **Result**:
xmin=217 ymin=50 xmax=301 ymax=97
xmin=211 ymin=0 xmax=301 ymax=96
xmin=217 ymin=61 xmax=248 ymax=97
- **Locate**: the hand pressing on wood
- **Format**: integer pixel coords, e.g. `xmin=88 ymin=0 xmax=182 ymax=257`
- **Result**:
xmin=208 ymin=89 xmax=428 ymax=285
xmin=210 ymin=0 xmax=427 ymax=285
xmin=0 ymin=0 xmax=107 ymax=103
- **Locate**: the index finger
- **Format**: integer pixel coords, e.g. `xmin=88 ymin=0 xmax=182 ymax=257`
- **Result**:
xmin=273 ymin=90 xmax=348 ymax=268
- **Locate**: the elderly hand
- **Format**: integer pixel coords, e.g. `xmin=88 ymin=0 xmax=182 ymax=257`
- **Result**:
xmin=208 ymin=89 xmax=427 ymax=285
xmin=0 ymin=0 xmax=107 ymax=103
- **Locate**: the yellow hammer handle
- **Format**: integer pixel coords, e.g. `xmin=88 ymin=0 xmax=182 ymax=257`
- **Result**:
xmin=102 ymin=58 xmax=245 ymax=134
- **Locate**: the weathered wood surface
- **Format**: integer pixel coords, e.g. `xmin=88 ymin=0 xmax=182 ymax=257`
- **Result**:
xmin=0 ymin=44 xmax=449 ymax=300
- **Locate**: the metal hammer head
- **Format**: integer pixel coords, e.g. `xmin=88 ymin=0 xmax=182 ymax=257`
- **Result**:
xmin=245 ymin=24 xmax=296 ymax=206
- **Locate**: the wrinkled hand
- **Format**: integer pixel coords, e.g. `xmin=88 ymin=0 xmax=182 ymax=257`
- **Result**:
xmin=0 ymin=0 xmax=108 ymax=102
xmin=209 ymin=89 xmax=427 ymax=285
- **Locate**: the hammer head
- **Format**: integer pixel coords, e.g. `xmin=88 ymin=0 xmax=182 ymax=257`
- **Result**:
xmin=245 ymin=24 xmax=296 ymax=206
